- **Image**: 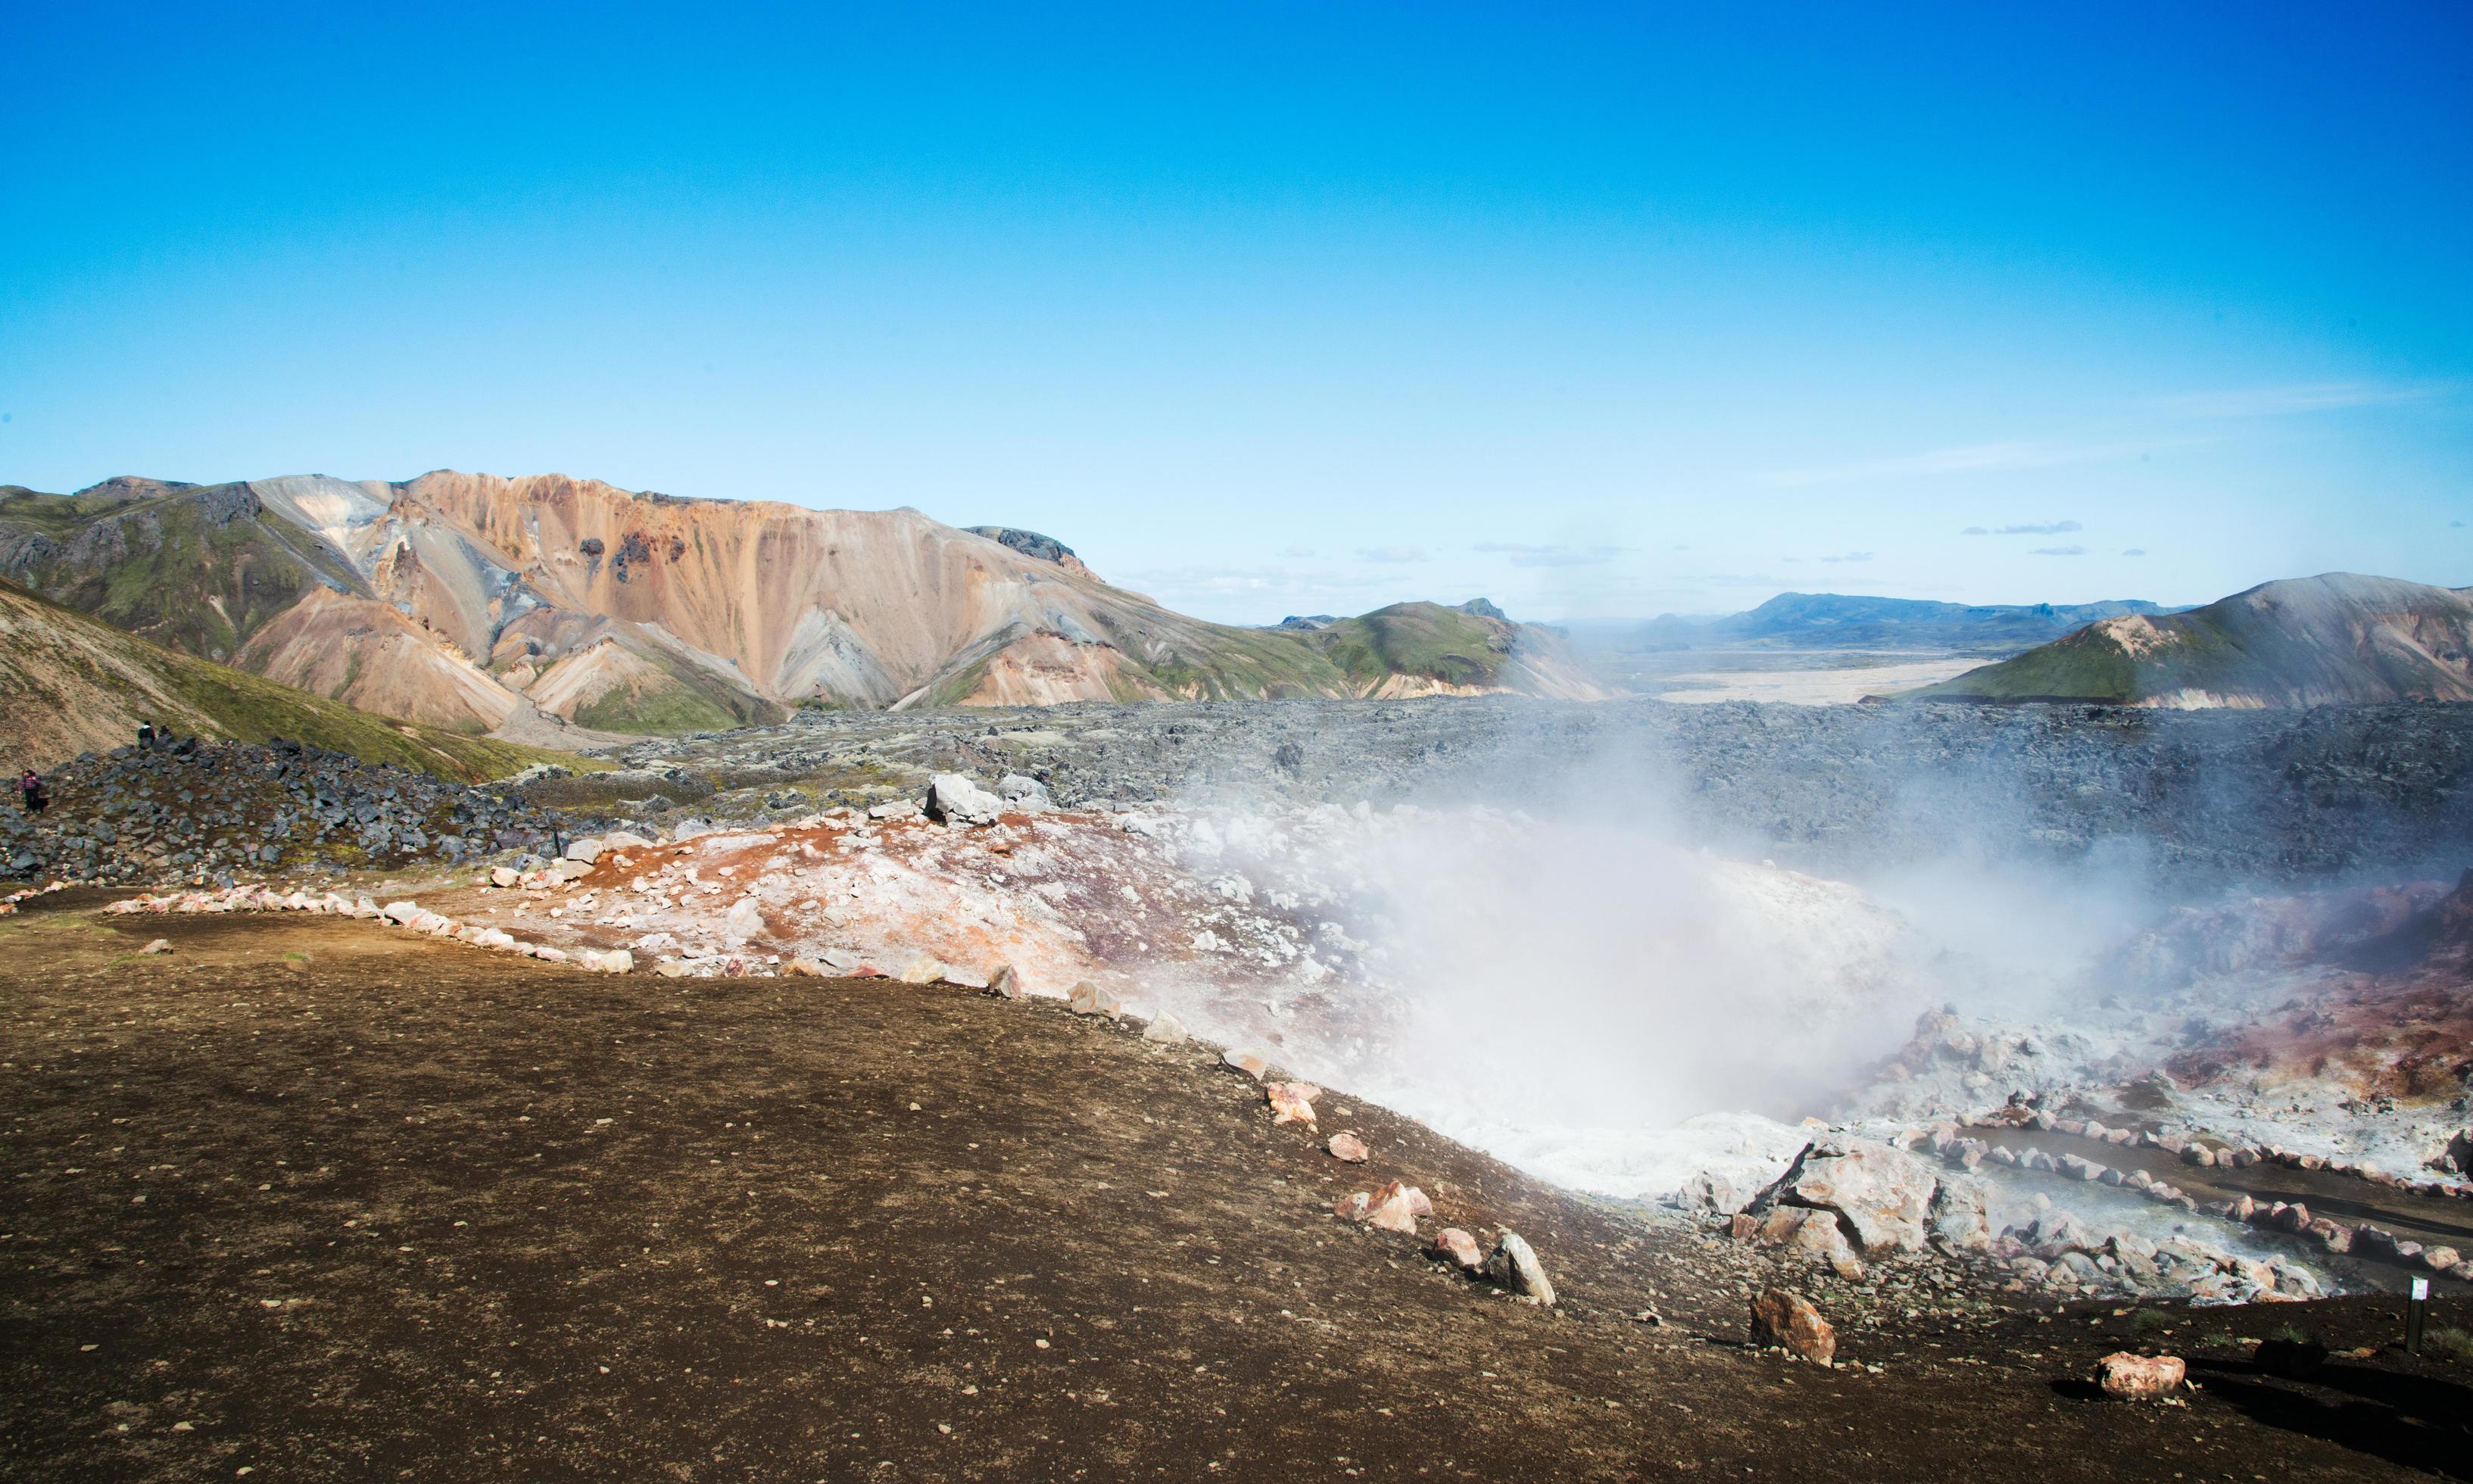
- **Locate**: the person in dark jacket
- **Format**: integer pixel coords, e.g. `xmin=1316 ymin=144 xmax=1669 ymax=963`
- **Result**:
xmin=18 ymin=768 xmax=45 ymax=815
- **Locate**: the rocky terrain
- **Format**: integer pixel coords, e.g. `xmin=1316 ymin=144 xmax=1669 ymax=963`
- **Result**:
xmin=0 ymin=472 xmax=1603 ymax=734
xmin=584 ymin=695 xmax=2473 ymax=887
xmin=14 ymin=694 xmax=2473 ymax=1358
xmin=2 ymin=738 xmax=583 ymax=887
xmin=1912 ymin=573 xmax=2473 ymax=707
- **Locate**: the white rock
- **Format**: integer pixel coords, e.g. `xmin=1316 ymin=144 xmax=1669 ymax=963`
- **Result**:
xmin=1143 ymin=1011 xmax=1187 ymax=1045
xmin=565 ymin=837 xmax=606 ymax=863
xmin=925 ymin=774 xmax=1005 ymax=826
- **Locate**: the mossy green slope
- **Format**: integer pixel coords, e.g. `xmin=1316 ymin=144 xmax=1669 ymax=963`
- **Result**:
xmin=1299 ymin=602 xmax=1514 ymax=691
xmin=0 ymin=578 xmax=582 ymax=780
xmin=0 ymin=481 xmax=364 ymax=662
xmin=1906 ymin=574 xmax=2473 ymax=706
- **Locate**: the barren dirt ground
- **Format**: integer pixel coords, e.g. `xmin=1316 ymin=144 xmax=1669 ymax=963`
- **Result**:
xmin=5 ymin=898 xmax=2471 ymax=1481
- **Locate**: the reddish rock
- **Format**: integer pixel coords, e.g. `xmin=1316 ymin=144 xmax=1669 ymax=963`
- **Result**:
xmin=1267 ymin=1082 xmax=1320 ymax=1126
xmin=987 ymin=963 xmax=1022 ymax=999
xmin=2097 ymin=1352 xmax=2186 ymax=1400
xmin=1068 ymin=980 xmax=1121 ymax=1017
xmin=1364 ymin=1186 xmax=1423 ymax=1234
xmin=1431 ymin=1227 xmax=1483 ymax=1271
xmin=1748 ymin=1289 xmax=1835 ymax=1365
xmin=1221 ymin=1049 xmax=1271 ymax=1081
xmin=1333 ymin=1191 xmax=1371 ymax=1221
xmin=1727 ymin=1213 xmax=1759 ymax=1242
xmin=1365 ymin=1180 xmax=1433 ymax=1218
xmin=1326 ymin=1132 xmax=1370 ymax=1163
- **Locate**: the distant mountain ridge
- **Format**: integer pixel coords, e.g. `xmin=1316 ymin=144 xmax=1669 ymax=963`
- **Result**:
xmin=0 ymin=472 xmax=1604 ymax=735
xmin=1633 ymin=592 xmax=2176 ymax=653
xmin=1905 ymin=573 xmax=2473 ymax=707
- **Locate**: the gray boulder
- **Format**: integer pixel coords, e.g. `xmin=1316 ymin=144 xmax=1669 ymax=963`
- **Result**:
xmin=996 ymin=775 xmax=1052 ymax=809
xmin=1485 ymin=1231 xmax=1556 ymax=1306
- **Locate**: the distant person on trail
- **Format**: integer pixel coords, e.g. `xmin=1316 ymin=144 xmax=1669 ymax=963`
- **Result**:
xmin=136 ymin=722 xmax=155 ymax=750
xmin=18 ymin=768 xmax=45 ymax=815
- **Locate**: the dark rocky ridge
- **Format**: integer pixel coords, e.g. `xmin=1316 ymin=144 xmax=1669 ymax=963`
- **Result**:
xmin=626 ymin=698 xmax=2473 ymax=890
xmin=4 ymin=737 xmax=590 ymax=886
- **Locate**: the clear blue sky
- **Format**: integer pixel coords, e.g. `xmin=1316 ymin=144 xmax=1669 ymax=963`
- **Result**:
xmin=4 ymin=2 xmax=2468 ymax=622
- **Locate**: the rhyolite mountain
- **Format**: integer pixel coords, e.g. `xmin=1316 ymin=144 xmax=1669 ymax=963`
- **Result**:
xmin=0 ymin=577 xmax=570 ymax=778
xmin=1906 ymin=573 xmax=2473 ymax=707
xmin=1627 ymin=592 xmax=2176 ymax=653
xmin=0 ymin=472 xmax=1603 ymax=736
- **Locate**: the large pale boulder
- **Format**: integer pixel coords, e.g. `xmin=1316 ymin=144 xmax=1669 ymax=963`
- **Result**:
xmin=2097 ymin=1352 xmax=2185 ymax=1400
xmin=564 ymin=837 xmax=605 ymax=863
xmin=996 ymin=774 xmax=1052 ymax=809
xmin=925 ymin=774 xmax=1004 ymax=826
xmin=1746 ymin=1138 xmax=1941 ymax=1254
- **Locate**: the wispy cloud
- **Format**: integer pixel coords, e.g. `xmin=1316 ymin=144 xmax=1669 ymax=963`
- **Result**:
xmin=2122 ymin=547 xmax=2147 ymax=556
xmin=1963 ymin=519 xmax=2082 ymax=536
xmin=1473 ymin=541 xmax=1625 ymax=568
xmin=1281 ymin=544 xmax=1315 ymax=558
xmin=2148 ymin=379 xmax=2457 ymax=419
xmin=2029 ymin=544 xmax=2088 ymax=556
xmin=1757 ymin=439 xmax=2163 ymax=488
xmin=1353 ymin=544 xmax=1428 ymax=564
xmin=1818 ymin=551 xmax=1873 ymax=563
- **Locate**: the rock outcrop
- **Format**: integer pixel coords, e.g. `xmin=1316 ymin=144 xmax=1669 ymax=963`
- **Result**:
xmin=1744 ymin=1138 xmax=1943 ymax=1254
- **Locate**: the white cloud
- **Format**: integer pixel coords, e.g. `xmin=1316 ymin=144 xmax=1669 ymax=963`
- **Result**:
xmin=2029 ymin=544 xmax=2088 ymax=556
xmin=1354 ymin=544 xmax=1429 ymax=563
xmin=1964 ymin=519 xmax=2081 ymax=536
xmin=1818 ymin=551 xmax=1873 ymax=563
xmin=1473 ymin=541 xmax=1626 ymax=568
xmin=2122 ymin=547 xmax=2147 ymax=556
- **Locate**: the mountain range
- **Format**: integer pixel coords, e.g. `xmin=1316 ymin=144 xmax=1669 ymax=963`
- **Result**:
xmin=1620 ymin=592 xmax=2178 ymax=653
xmin=1905 ymin=573 xmax=2473 ymax=706
xmin=0 ymin=472 xmax=1603 ymax=738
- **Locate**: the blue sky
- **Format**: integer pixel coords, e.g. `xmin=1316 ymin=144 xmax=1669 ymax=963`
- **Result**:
xmin=3 ymin=2 xmax=2468 ymax=622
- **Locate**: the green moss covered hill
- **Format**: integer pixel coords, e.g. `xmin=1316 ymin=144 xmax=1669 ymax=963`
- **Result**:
xmin=1905 ymin=574 xmax=2473 ymax=706
xmin=0 ymin=578 xmax=579 ymax=779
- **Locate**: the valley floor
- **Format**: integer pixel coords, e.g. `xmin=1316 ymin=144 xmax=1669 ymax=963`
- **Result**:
xmin=5 ymin=902 xmax=2471 ymax=1479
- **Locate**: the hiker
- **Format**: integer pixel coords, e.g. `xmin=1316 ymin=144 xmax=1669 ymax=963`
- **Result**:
xmin=18 ymin=768 xmax=45 ymax=815
xmin=136 ymin=722 xmax=155 ymax=750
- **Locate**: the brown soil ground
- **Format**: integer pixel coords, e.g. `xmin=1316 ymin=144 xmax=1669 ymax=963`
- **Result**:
xmin=6 ymin=899 xmax=2473 ymax=1481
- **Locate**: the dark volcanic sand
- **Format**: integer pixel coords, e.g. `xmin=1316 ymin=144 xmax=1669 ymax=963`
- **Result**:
xmin=5 ymin=902 xmax=2472 ymax=1480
